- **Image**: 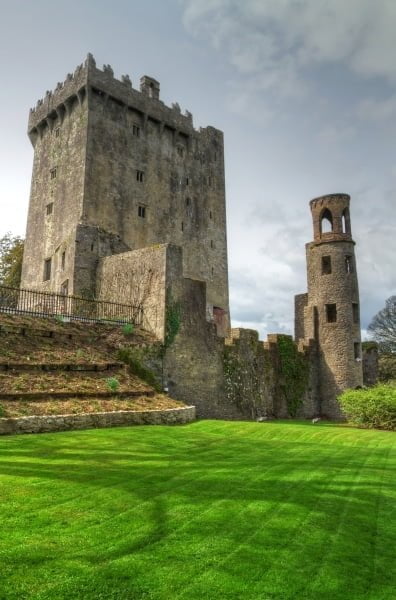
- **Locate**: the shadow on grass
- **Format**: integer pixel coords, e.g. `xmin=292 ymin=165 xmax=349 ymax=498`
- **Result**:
xmin=0 ymin=422 xmax=394 ymax=599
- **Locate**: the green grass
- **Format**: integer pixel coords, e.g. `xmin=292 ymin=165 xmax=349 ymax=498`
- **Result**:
xmin=0 ymin=421 xmax=395 ymax=600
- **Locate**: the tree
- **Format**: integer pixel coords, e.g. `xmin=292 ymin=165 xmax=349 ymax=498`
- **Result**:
xmin=0 ymin=233 xmax=24 ymax=288
xmin=368 ymin=296 xmax=396 ymax=353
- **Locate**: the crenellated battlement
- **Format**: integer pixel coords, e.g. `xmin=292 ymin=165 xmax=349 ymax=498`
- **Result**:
xmin=28 ymin=53 xmax=195 ymax=140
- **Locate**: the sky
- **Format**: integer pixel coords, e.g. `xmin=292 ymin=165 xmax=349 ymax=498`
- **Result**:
xmin=0 ymin=0 xmax=395 ymax=339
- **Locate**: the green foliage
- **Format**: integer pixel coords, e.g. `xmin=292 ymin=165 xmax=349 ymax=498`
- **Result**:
xmin=105 ymin=376 xmax=120 ymax=392
xmin=164 ymin=299 xmax=181 ymax=349
xmin=379 ymin=354 xmax=396 ymax=383
xmin=122 ymin=323 xmax=134 ymax=336
xmin=362 ymin=341 xmax=378 ymax=352
xmin=0 ymin=233 xmax=24 ymax=288
xmin=277 ymin=335 xmax=309 ymax=417
xmin=368 ymin=295 xmax=396 ymax=353
xmin=0 ymin=422 xmax=395 ymax=600
xmin=117 ymin=347 xmax=162 ymax=392
xmin=338 ymin=384 xmax=396 ymax=430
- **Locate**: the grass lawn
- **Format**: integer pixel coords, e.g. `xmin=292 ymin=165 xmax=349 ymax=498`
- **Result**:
xmin=0 ymin=421 xmax=395 ymax=600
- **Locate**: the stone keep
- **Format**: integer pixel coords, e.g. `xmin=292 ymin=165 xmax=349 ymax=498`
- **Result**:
xmin=21 ymin=54 xmax=230 ymax=330
xmin=295 ymin=194 xmax=363 ymax=418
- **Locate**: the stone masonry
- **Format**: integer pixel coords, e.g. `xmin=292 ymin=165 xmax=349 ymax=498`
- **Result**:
xmin=295 ymin=194 xmax=363 ymax=419
xmin=19 ymin=56 xmax=371 ymax=423
xmin=22 ymin=54 xmax=229 ymax=333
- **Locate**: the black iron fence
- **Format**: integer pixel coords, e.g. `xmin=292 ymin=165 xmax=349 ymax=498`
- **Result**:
xmin=0 ymin=285 xmax=142 ymax=325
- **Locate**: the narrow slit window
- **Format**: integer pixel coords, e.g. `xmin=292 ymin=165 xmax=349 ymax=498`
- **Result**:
xmin=46 ymin=202 xmax=53 ymax=215
xmin=185 ymin=197 xmax=190 ymax=206
xmin=136 ymin=170 xmax=144 ymax=182
xmin=210 ymin=240 xmax=214 ymax=249
xmin=209 ymin=211 xmax=213 ymax=219
xmin=345 ymin=255 xmax=354 ymax=273
xmin=321 ymin=255 xmax=331 ymax=274
xmin=325 ymin=303 xmax=337 ymax=323
xmin=181 ymin=221 xmax=184 ymax=231
xmin=354 ymin=342 xmax=361 ymax=359
xmin=138 ymin=205 xmax=146 ymax=218
xmin=61 ymin=251 xmax=66 ymax=270
xmin=352 ymin=303 xmax=359 ymax=324
xmin=186 ymin=177 xmax=189 ymax=186
xmin=50 ymin=167 xmax=57 ymax=180
xmin=132 ymin=124 xmax=140 ymax=137
xmin=43 ymin=258 xmax=52 ymax=281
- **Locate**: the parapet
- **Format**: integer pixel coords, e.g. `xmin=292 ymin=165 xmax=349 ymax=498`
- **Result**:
xmin=28 ymin=53 xmax=197 ymax=138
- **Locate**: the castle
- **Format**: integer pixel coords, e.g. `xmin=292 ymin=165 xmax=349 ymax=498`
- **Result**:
xmin=21 ymin=55 xmax=364 ymax=420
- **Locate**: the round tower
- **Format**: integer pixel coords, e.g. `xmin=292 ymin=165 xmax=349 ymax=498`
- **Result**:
xmin=306 ymin=193 xmax=363 ymax=418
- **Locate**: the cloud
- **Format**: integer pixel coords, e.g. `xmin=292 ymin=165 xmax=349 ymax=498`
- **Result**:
xmin=181 ymin=0 xmax=396 ymax=114
xmin=357 ymin=95 xmax=396 ymax=121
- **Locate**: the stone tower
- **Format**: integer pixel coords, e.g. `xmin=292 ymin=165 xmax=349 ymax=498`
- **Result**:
xmin=295 ymin=193 xmax=363 ymax=418
xmin=21 ymin=54 xmax=229 ymax=330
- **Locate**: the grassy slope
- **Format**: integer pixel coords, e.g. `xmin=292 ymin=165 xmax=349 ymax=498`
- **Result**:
xmin=0 ymin=421 xmax=394 ymax=600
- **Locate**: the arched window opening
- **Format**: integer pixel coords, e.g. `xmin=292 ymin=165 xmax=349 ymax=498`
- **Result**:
xmin=342 ymin=208 xmax=350 ymax=234
xmin=320 ymin=208 xmax=333 ymax=234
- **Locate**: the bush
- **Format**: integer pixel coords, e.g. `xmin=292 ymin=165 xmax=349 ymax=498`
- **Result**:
xmin=338 ymin=385 xmax=396 ymax=431
xmin=122 ymin=323 xmax=134 ymax=336
xmin=378 ymin=354 xmax=396 ymax=383
xmin=106 ymin=377 xmax=120 ymax=393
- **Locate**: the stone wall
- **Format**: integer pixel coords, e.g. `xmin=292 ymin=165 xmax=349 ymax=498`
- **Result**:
xmin=362 ymin=344 xmax=379 ymax=386
xmin=97 ymin=244 xmax=168 ymax=339
xmin=0 ymin=406 xmax=196 ymax=435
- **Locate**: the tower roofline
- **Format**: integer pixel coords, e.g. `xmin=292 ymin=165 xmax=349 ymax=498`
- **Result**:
xmin=309 ymin=193 xmax=350 ymax=209
xmin=28 ymin=53 xmax=212 ymax=139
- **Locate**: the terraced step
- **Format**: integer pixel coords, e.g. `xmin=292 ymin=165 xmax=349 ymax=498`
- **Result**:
xmin=0 ymin=362 xmax=125 ymax=372
xmin=0 ymin=390 xmax=155 ymax=400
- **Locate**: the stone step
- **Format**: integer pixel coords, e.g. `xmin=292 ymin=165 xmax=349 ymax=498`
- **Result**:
xmin=0 ymin=362 xmax=125 ymax=372
xmin=0 ymin=390 xmax=155 ymax=401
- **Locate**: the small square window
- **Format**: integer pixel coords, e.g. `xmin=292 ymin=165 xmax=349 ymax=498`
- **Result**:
xmin=136 ymin=170 xmax=144 ymax=182
xmin=132 ymin=124 xmax=140 ymax=137
xmin=354 ymin=342 xmax=361 ymax=359
xmin=50 ymin=167 xmax=57 ymax=180
xmin=321 ymin=256 xmax=332 ymax=274
xmin=352 ymin=303 xmax=359 ymax=324
xmin=345 ymin=255 xmax=354 ymax=273
xmin=138 ymin=205 xmax=146 ymax=218
xmin=46 ymin=202 xmax=53 ymax=215
xmin=43 ymin=258 xmax=51 ymax=281
xmin=325 ymin=303 xmax=337 ymax=323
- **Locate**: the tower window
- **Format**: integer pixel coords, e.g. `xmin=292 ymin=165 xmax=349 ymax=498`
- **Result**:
xmin=61 ymin=251 xmax=66 ymax=270
xmin=46 ymin=202 xmax=53 ymax=215
xmin=186 ymin=177 xmax=189 ymax=186
xmin=136 ymin=170 xmax=144 ymax=182
xmin=354 ymin=342 xmax=361 ymax=359
xmin=321 ymin=256 xmax=332 ymax=274
xmin=325 ymin=303 xmax=337 ymax=323
xmin=345 ymin=255 xmax=354 ymax=273
xmin=181 ymin=221 xmax=184 ymax=231
xmin=185 ymin=197 xmax=190 ymax=206
xmin=320 ymin=208 xmax=333 ymax=234
xmin=43 ymin=258 xmax=52 ymax=281
xmin=210 ymin=240 xmax=214 ymax=249
xmin=138 ymin=205 xmax=146 ymax=218
xmin=209 ymin=211 xmax=213 ymax=219
xmin=50 ymin=167 xmax=57 ymax=180
xmin=352 ymin=303 xmax=359 ymax=324
xmin=132 ymin=124 xmax=140 ymax=137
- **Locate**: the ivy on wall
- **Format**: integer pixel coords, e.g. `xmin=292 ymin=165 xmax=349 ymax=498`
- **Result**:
xmin=277 ymin=335 xmax=309 ymax=417
xmin=164 ymin=299 xmax=181 ymax=349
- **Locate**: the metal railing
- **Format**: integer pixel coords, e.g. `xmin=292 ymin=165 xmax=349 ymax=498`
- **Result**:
xmin=0 ymin=285 xmax=142 ymax=325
